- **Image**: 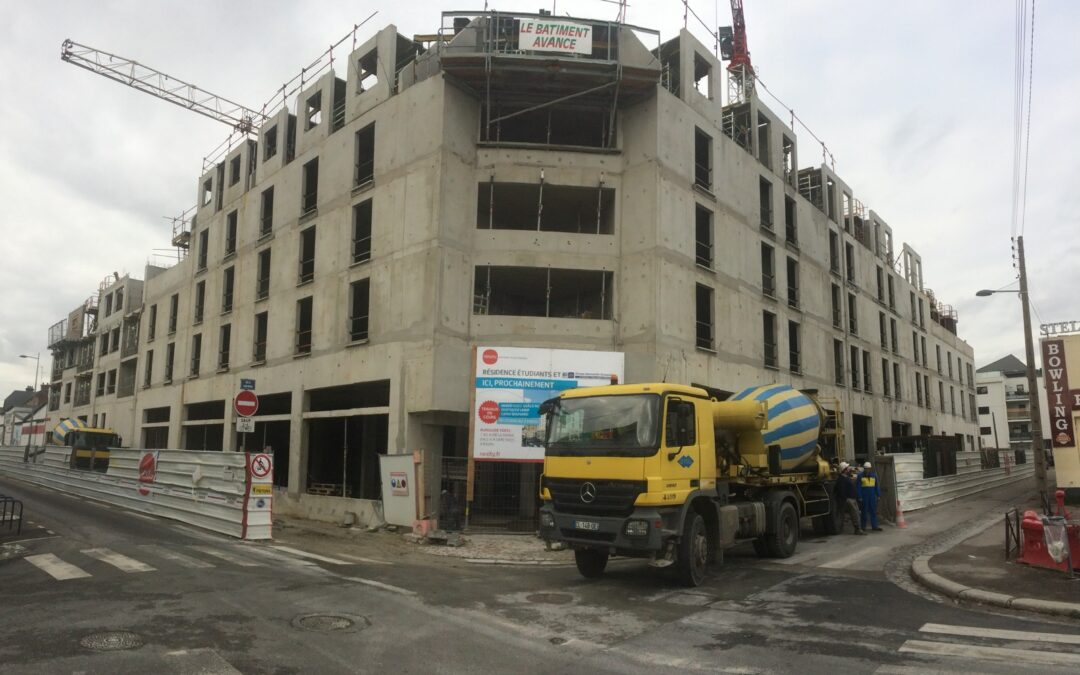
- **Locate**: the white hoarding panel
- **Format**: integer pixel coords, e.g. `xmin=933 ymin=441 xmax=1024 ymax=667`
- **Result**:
xmin=517 ymin=18 xmax=593 ymax=55
xmin=472 ymin=346 xmax=624 ymax=462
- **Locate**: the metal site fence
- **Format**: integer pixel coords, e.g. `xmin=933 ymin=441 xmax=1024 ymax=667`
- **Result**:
xmin=0 ymin=493 xmax=23 ymax=536
xmin=466 ymin=460 xmax=542 ymax=533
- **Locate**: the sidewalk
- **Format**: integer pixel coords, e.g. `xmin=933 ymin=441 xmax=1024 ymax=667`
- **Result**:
xmin=910 ymin=489 xmax=1080 ymax=620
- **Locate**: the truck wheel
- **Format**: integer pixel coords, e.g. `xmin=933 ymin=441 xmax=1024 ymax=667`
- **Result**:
xmin=677 ymin=513 xmax=708 ymax=587
xmin=574 ymin=549 xmax=609 ymax=579
xmin=765 ymin=501 xmax=799 ymax=558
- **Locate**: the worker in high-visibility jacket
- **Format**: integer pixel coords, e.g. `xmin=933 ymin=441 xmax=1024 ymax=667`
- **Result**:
xmin=858 ymin=461 xmax=883 ymax=531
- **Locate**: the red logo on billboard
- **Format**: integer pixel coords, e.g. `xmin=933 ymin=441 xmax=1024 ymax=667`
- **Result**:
xmin=138 ymin=452 xmax=157 ymax=496
xmin=482 ymin=349 xmax=499 ymax=365
xmin=478 ymin=400 xmax=501 ymax=424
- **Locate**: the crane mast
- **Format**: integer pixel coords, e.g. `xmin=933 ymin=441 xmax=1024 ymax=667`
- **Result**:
xmin=60 ymin=39 xmax=266 ymax=133
xmin=727 ymin=0 xmax=755 ymax=104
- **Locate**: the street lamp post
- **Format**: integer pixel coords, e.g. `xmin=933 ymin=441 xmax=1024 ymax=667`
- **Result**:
xmin=976 ymin=235 xmax=1049 ymax=508
xmin=18 ymin=352 xmax=40 ymax=392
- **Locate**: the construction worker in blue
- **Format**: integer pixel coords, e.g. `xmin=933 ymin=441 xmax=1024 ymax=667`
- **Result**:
xmin=858 ymin=461 xmax=883 ymax=531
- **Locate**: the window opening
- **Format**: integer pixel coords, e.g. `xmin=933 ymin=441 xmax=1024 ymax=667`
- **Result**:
xmin=694 ymin=128 xmax=712 ymax=190
xmin=222 ymin=267 xmax=234 ymax=313
xmin=759 ymin=177 xmax=773 ymax=230
xmin=474 ymin=266 xmax=613 ymax=320
xmin=762 ymin=311 xmax=778 ymax=369
xmin=164 ymin=342 xmax=175 ymax=383
xmin=225 ymin=210 xmax=237 ymax=255
xmin=194 ymin=281 xmax=205 ymax=324
xmin=299 ymin=226 xmax=316 ymax=283
xmin=695 ymin=204 xmax=713 ymax=268
xmin=260 ymin=187 xmax=274 ymax=236
xmin=253 ymin=312 xmax=268 ymax=363
xmin=256 ymin=250 xmax=271 ymax=300
xmin=357 ymin=48 xmax=379 ymax=92
xmin=760 ymin=243 xmax=775 ymax=297
xmin=848 ymin=293 xmax=858 ymax=335
xmin=354 ymin=124 xmax=375 ymax=187
xmin=786 ymin=258 xmax=799 ymax=309
xmin=229 ymin=156 xmax=241 ymax=186
xmin=301 ymin=158 xmax=319 ymax=215
xmin=692 ymin=52 xmax=711 ymax=98
xmin=264 ymin=125 xmax=278 ymax=161
xmin=476 ymin=181 xmax=614 ymax=234
xmin=168 ymin=294 xmax=178 ymax=334
xmin=349 ymin=279 xmax=370 ymax=342
xmin=218 ymin=324 xmax=231 ymax=370
xmin=190 ymin=333 xmax=202 ymax=376
xmin=201 ymin=178 xmax=213 ymax=206
xmin=756 ymin=113 xmax=771 ymax=169
xmin=353 ymin=200 xmax=372 ymax=263
xmin=696 ymin=284 xmax=714 ymax=350
xmin=784 ymin=196 xmax=797 ymax=246
xmin=296 ymin=297 xmax=313 ymax=354
xmin=305 ymin=91 xmax=322 ymax=130
xmin=197 ymin=230 xmax=208 ymax=270
xmin=787 ymin=320 xmax=800 ymax=374
xmin=144 ymin=350 xmax=153 ymax=387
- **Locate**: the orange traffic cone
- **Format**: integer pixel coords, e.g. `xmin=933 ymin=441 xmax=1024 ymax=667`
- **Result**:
xmin=895 ymin=500 xmax=908 ymax=529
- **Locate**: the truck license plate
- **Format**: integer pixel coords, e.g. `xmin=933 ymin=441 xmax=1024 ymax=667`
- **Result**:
xmin=574 ymin=520 xmax=600 ymax=531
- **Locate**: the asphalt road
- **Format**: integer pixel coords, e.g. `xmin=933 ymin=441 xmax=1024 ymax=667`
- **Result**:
xmin=2 ymin=474 xmax=1079 ymax=674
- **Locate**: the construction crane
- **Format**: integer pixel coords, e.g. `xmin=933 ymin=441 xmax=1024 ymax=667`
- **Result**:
xmin=60 ymin=39 xmax=267 ymax=134
xmin=726 ymin=0 xmax=754 ymax=104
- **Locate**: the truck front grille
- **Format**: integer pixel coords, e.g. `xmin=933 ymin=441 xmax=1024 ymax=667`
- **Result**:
xmin=546 ymin=478 xmax=646 ymax=518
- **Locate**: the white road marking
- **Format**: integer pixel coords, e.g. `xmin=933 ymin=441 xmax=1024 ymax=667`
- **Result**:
xmin=81 ymin=548 xmax=156 ymax=573
xmin=45 ymin=530 xmax=55 ymax=535
xmin=238 ymin=546 xmax=315 ymax=566
xmin=269 ymin=545 xmax=353 ymax=565
xmin=898 ymin=640 xmax=1080 ymax=668
xmin=919 ymin=623 xmax=1080 ymax=646
xmin=138 ymin=544 xmax=216 ymax=569
xmin=819 ymin=545 xmax=884 ymax=569
xmin=343 ymin=576 xmax=417 ymax=596
xmin=773 ymin=550 xmax=820 ymax=566
xmin=24 ymin=553 xmax=91 ymax=580
xmin=335 ymin=552 xmax=392 ymax=565
xmin=190 ymin=546 xmax=263 ymax=567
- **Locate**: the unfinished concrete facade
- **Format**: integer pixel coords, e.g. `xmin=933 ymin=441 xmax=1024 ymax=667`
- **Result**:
xmin=41 ymin=12 xmax=977 ymax=527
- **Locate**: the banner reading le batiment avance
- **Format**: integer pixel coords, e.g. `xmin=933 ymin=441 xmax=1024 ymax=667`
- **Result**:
xmin=472 ymin=346 xmax=624 ymax=462
xmin=517 ymin=18 xmax=594 ymax=55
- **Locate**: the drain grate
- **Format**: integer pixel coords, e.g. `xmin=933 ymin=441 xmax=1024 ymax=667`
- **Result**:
xmin=291 ymin=609 xmax=367 ymax=630
xmin=80 ymin=631 xmax=143 ymax=651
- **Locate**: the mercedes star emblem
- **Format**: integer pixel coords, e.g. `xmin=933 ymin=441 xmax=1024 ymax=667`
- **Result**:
xmin=580 ymin=481 xmax=597 ymax=503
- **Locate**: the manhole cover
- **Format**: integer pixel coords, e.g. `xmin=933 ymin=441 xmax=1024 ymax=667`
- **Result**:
xmin=292 ymin=614 xmax=361 ymax=632
xmin=80 ymin=631 xmax=143 ymax=651
xmin=526 ymin=592 xmax=574 ymax=605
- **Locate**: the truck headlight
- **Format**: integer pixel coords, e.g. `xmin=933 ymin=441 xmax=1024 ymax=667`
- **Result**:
xmin=625 ymin=520 xmax=649 ymax=537
xmin=540 ymin=512 xmax=555 ymax=528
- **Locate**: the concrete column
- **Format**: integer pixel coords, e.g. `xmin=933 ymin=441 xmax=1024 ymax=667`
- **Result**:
xmin=287 ymin=385 xmax=307 ymax=497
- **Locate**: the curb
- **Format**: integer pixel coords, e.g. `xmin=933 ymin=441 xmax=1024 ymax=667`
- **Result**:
xmin=911 ymin=554 xmax=1080 ymax=619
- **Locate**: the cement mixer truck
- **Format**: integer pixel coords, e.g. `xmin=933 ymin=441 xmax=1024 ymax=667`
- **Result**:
xmin=537 ymin=382 xmax=841 ymax=586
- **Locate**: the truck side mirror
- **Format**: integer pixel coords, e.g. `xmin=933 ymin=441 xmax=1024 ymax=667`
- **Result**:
xmin=767 ymin=444 xmax=782 ymax=476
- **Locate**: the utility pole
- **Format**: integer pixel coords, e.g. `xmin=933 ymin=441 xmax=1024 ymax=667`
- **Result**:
xmin=1017 ymin=235 xmax=1049 ymax=506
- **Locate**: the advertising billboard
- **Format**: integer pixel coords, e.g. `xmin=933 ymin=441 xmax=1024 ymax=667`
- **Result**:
xmin=517 ymin=18 xmax=593 ymax=55
xmin=471 ymin=346 xmax=624 ymax=462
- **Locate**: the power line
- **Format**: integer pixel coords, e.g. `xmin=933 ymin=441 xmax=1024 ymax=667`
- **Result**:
xmin=1019 ymin=0 xmax=1036 ymax=236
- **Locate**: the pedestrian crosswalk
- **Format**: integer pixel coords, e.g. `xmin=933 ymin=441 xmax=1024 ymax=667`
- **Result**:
xmin=17 ymin=543 xmax=344 ymax=582
xmin=886 ymin=622 xmax=1080 ymax=671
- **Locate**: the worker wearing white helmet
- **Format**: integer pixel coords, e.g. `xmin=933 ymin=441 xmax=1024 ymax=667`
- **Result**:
xmin=858 ymin=461 xmax=883 ymax=531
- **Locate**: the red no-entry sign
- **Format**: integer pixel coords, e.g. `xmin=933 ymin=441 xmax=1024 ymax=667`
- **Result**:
xmin=234 ymin=390 xmax=259 ymax=417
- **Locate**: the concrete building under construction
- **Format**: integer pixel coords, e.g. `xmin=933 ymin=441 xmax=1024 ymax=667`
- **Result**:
xmin=44 ymin=10 xmax=978 ymax=529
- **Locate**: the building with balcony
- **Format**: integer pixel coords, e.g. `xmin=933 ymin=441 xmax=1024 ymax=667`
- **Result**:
xmin=35 ymin=11 xmax=978 ymax=528
xmin=976 ymin=354 xmax=1050 ymax=454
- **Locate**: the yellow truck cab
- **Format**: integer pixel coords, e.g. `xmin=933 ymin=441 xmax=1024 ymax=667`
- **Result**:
xmin=65 ymin=428 xmax=120 ymax=473
xmin=538 ymin=382 xmax=839 ymax=586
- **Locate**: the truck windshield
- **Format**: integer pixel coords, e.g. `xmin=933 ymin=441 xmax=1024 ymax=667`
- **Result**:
xmin=546 ymin=394 xmax=660 ymax=457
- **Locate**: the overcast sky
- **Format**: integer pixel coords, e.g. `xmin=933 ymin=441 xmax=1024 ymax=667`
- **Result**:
xmin=1 ymin=0 xmax=1076 ymax=397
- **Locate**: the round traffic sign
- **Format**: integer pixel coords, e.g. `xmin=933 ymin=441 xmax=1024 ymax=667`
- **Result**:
xmin=250 ymin=453 xmax=272 ymax=478
xmin=234 ymin=390 xmax=259 ymax=417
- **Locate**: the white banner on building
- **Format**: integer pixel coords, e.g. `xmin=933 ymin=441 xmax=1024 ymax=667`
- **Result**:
xmin=517 ymin=18 xmax=593 ymax=55
xmin=472 ymin=346 xmax=624 ymax=462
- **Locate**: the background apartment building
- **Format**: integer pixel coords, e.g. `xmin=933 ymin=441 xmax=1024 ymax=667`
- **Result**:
xmin=41 ymin=11 xmax=977 ymax=527
xmin=976 ymin=354 xmax=1050 ymax=454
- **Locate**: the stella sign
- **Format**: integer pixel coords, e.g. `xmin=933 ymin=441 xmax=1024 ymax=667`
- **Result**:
xmin=1040 ymin=320 xmax=1080 ymax=337
xmin=1041 ymin=339 xmax=1077 ymax=447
